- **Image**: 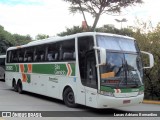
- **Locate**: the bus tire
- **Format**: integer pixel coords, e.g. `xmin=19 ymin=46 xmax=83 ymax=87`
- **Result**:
xmin=63 ymin=87 xmax=77 ymax=108
xmin=13 ymin=80 xmax=18 ymax=92
xmin=17 ymin=80 xmax=23 ymax=94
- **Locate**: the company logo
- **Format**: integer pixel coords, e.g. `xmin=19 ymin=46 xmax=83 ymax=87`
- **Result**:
xmin=54 ymin=64 xmax=66 ymax=75
xmin=6 ymin=66 xmax=13 ymax=71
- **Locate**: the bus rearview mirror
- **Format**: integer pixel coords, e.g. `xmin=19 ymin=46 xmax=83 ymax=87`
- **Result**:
xmin=94 ymin=47 xmax=106 ymax=66
xmin=141 ymin=51 xmax=154 ymax=69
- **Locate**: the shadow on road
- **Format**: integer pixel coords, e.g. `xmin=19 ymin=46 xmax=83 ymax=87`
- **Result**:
xmin=8 ymin=90 xmax=131 ymax=117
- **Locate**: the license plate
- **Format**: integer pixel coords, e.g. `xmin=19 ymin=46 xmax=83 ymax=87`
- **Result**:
xmin=123 ymin=100 xmax=131 ymax=104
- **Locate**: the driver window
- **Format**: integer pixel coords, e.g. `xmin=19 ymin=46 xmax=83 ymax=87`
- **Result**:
xmin=85 ymin=52 xmax=97 ymax=88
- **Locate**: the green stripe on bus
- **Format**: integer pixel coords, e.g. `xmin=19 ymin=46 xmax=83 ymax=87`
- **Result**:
xmin=100 ymin=86 xmax=144 ymax=93
xmin=100 ymin=86 xmax=115 ymax=92
xmin=32 ymin=64 xmax=70 ymax=75
xmin=32 ymin=64 xmax=54 ymax=74
xmin=6 ymin=63 xmax=76 ymax=76
xmin=24 ymin=64 xmax=28 ymax=73
xmin=70 ymin=63 xmax=76 ymax=76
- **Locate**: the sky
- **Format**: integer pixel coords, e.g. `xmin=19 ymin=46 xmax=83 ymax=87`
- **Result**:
xmin=0 ymin=0 xmax=160 ymax=39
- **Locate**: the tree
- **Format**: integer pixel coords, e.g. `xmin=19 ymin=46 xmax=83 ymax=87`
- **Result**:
xmin=0 ymin=25 xmax=32 ymax=54
xmin=63 ymin=0 xmax=143 ymax=31
xmin=57 ymin=26 xmax=83 ymax=36
xmin=58 ymin=24 xmax=134 ymax=36
xmin=96 ymin=24 xmax=134 ymax=36
xmin=132 ymin=20 xmax=160 ymax=100
xmin=35 ymin=34 xmax=49 ymax=40
xmin=13 ymin=34 xmax=32 ymax=45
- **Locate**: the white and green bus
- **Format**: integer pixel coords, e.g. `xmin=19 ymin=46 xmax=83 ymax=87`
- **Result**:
xmin=0 ymin=55 xmax=6 ymax=80
xmin=5 ymin=32 xmax=154 ymax=108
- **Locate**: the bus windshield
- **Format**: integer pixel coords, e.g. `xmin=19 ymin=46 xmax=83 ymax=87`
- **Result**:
xmin=97 ymin=35 xmax=143 ymax=89
xmin=99 ymin=52 xmax=143 ymax=88
xmin=97 ymin=35 xmax=137 ymax=52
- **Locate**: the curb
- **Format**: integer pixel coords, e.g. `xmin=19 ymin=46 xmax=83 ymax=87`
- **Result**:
xmin=143 ymin=100 xmax=160 ymax=105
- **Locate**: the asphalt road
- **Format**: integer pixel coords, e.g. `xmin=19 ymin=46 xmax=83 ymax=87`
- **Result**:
xmin=0 ymin=80 xmax=159 ymax=120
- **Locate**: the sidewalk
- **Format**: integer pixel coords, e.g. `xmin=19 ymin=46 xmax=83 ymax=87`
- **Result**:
xmin=143 ymin=100 xmax=160 ymax=105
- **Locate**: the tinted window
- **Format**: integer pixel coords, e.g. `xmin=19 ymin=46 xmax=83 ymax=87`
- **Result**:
xmin=78 ymin=36 xmax=97 ymax=88
xmin=34 ymin=45 xmax=46 ymax=62
xmin=46 ymin=39 xmax=75 ymax=62
xmin=18 ymin=49 xmax=25 ymax=62
xmin=24 ymin=47 xmax=34 ymax=63
xmin=10 ymin=50 xmax=18 ymax=63
xmin=61 ymin=39 xmax=75 ymax=61
xmin=7 ymin=51 xmax=11 ymax=63
xmin=0 ymin=58 xmax=5 ymax=66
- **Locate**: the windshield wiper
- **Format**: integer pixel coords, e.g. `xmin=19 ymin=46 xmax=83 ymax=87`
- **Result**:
xmin=125 ymin=59 xmax=141 ymax=88
xmin=128 ymin=70 xmax=140 ymax=88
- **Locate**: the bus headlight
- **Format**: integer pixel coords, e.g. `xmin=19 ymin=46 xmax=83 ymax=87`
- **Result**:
xmin=100 ymin=91 xmax=114 ymax=97
xmin=138 ymin=91 xmax=144 ymax=95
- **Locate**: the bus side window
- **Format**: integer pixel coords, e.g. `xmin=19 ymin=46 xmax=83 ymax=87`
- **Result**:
xmin=24 ymin=56 xmax=28 ymax=62
xmin=47 ymin=52 xmax=53 ymax=61
xmin=24 ymin=47 xmax=34 ymax=63
xmin=58 ymin=39 xmax=75 ymax=61
xmin=7 ymin=51 xmax=11 ymax=63
xmin=18 ymin=49 xmax=25 ymax=63
xmin=63 ymin=52 xmax=73 ymax=60
xmin=47 ymin=52 xmax=58 ymax=61
xmin=19 ymin=57 xmax=23 ymax=62
xmin=47 ymin=42 xmax=59 ymax=62
xmin=34 ymin=45 xmax=46 ymax=62
xmin=40 ymin=53 xmax=45 ymax=61
xmin=28 ymin=55 xmax=32 ymax=62
xmin=34 ymin=54 xmax=38 ymax=62
xmin=34 ymin=54 xmax=41 ymax=62
xmin=12 ymin=51 xmax=18 ymax=63
xmin=0 ymin=58 xmax=5 ymax=65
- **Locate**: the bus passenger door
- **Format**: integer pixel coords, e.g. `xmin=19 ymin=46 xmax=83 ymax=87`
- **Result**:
xmin=78 ymin=36 xmax=98 ymax=107
xmin=84 ymin=51 xmax=98 ymax=108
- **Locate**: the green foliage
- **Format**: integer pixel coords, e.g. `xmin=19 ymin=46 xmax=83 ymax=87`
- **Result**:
xmin=57 ymin=26 xmax=83 ymax=36
xmin=0 ymin=25 xmax=31 ymax=54
xmin=96 ymin=25 xmax=134 ymax=36
xmin=35 ymin=34 xmax=49 ymax=40
xmin=57 ymin=24 xmax=134 ymax=37
xmin=130 ymin=21 xmax=160 ymax=100
xmin=13 ymin=34 xmax=32 ymax=45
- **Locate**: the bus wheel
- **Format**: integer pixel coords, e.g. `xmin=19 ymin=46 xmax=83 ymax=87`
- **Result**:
xmin=17 ymin=81 xmax=23 ymax=94
xmin=13 ymin=81 xmax=18 ymax=92
xmin=63 ymin=87 xmax=77 ymax=108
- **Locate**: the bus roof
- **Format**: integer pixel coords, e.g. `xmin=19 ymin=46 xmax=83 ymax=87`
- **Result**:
xmin=7 ymin=32 xmax=135 ymax=51
xmin=0 ymin=55 xmax=6 ymax=58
